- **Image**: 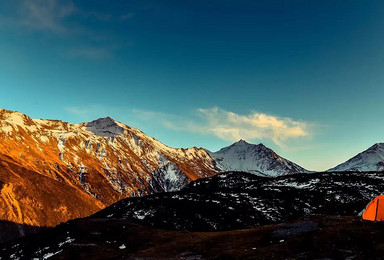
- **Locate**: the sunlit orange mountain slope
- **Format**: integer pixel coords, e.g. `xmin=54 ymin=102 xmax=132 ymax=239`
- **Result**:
xmin=0 ymin=109 xmax=217 ymax=237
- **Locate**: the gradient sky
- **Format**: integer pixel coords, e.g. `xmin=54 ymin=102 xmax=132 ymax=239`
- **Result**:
xmin=1 ymin=0 xmax=384 ymax=171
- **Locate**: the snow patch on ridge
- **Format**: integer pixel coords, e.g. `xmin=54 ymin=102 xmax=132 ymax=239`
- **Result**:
xmin=152 ymin=154 xmax=190 ymax=192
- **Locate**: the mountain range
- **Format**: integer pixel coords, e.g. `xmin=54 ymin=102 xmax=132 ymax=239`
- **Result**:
xmin=2 ymin=108 xmax=384 ymax=259
xmin=0 ymin=108 xmax=307 ymax=241
xmin=1 ymin=108 xmax=384 ymax=244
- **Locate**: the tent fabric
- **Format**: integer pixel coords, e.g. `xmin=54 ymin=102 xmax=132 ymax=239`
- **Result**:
xmin=362 ymin=195 xmax=384 ymax=221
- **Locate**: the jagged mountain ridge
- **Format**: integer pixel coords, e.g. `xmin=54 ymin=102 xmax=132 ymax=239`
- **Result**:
xmin=0 ymin=108 xmax=308 ymax=241
xmin=328 ymin=143 xmax=384 ymax=172
xmin=0 ymin=109 xmax=216 ymax=233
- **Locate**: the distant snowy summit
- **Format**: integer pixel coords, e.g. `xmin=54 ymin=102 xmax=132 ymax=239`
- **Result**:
xmin=329 ymin=143 xmax=384 ymax=172
xmin=208 ymin=139 xmax=309 ymax=177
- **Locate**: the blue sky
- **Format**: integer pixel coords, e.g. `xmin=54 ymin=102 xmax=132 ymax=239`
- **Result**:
xmin=1 ymin=0 xmax=384 ymax=171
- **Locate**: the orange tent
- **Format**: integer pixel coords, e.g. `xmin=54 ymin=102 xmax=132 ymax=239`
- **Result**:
xmin=362 ymin=195 xmax=384 ymax=221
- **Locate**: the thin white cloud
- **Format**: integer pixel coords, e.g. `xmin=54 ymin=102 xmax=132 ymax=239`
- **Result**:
xmin=196 ymin=107 xmax=308 ymax=146
xmin=19 ymin=0 xmax=77 ymax=34
xmin=67 ymin=47 xmax=112 ymax=60
xmin=6 ymin=1 xmax=131 ymax=33
xmin=134 ymin=107 xmax=311 ymax=147
xmin=81 ymin=11 xmax=111 ymax=21
xmin=65 ymin=105 xmax=113 ymax=121
xmin=0 ymin=1 xmax=132 ymax=60
xmin=120 ymin=12 xmax=134 ymax=20
xmin=65 ymin=107 xmax=89 ymax=117
xmin=16 ymin=0 xmax=114 ymax=33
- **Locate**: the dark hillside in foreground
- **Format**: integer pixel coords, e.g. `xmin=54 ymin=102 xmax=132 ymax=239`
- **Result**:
xmin=92 ymin=171 xmax=384 ymax=231
xmin=3 ymin=170 xmax=384 ymax=259
xmin=2 ymin=216 xmax=384 ymax=259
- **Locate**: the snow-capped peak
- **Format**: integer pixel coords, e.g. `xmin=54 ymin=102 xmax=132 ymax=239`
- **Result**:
xmin=231 ymin=139 xmax=258 ymax=147
xmin=208 ymin=140 xmax=308 ymax=177
xmin=85 ymin=117 xmax=125 ymax=137
xmin=234 ymin=139 xmax=249 ymax=145
xmin=367 ymin=143 xmax=384 ymax=152
xmin=328 ymin=142 xmax=384 ymax=172
xmin=216 ymin=139 xmax=267 ymax=153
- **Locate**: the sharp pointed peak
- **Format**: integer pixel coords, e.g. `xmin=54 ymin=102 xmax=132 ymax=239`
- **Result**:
xmin=86 ymin=116 xmax=125 ymax=137
xmin=231 ymin=139 xmax=267 ymax=148
xmin=212 ymin=140 xmax=270 ymax=154
xmin=233 ymin=139 xmax=249 ymax=145
xmin=88 ymin=116 xmax=117 ymax=124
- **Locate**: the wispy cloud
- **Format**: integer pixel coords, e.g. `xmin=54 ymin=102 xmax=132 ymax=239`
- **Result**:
xmin=198 ymin=107 xmax=308 ymax=145
xmin=4 ymin=1 xmax=132 ymax=33
xmin=0 ymin=1 xmax=133 ymax=60
xmin=65 ymin=105 xmax=113 ymax=119
xmin=18 ymin=0 xmax=77 ymax=34
xmin=66 ymin=107 xmax=89 ymax=117
xmin=120 ymin=12 xmax=134 ymax=20
xmin=134 ymin=107 xmax=311 ymax=147
xmin=67 ymin=47 xmax=112 ymax=60
xmin=81 ymin=11 xmax=112 ymax=21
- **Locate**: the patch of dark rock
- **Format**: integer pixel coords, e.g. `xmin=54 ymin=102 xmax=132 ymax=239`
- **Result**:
xmin=272 ymin=221 xmax=318 ymax=239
